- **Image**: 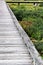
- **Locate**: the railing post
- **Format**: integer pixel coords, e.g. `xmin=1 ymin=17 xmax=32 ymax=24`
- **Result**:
xmin=18 ymin=2 xmax=20 ymax=6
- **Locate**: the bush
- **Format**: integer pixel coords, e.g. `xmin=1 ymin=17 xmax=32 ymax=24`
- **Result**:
xmin=10 ymin=4 xmax=43 ymax=41
xmin=34 ymin=42 xmax=43 ymax=55
xmin=10 ymin=4 xmax=43 ymax=56
xmin=39 ymin=3 xmax=43 ymax=7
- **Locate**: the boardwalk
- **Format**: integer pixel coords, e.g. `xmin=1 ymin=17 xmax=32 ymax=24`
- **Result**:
xmin=0 ymin=0 xmax=34 ymax=65
xmin=0 ymin=0 xmax=43 ymax=65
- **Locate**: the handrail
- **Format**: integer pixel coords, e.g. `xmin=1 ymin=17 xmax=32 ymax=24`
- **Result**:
xmin=6 ymin=1 xmax=43 ymax=3
xmin=5 ymin=2 xmax=43 ymax=65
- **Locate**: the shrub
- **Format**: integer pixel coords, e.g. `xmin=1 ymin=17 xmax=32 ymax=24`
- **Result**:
xmin=39 ymin=3 xmax=43 ymax=7
xmin=34 ymin=42 xmax=43 ymax=55
xmin=10 ymin=4 xmax=43 ymax=41
xmin=10 ymin=4 xmax=43 ymax=56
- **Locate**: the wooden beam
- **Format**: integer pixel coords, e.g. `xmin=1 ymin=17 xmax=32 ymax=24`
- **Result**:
xmin=6 ymin=1 xmax=43 ymax=3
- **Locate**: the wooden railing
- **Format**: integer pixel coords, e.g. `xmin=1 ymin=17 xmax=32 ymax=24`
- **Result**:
xmin=6 ymin=1 xmax=43 ymax=3
xmin=6 ymin=1 xmax=43 ymax=6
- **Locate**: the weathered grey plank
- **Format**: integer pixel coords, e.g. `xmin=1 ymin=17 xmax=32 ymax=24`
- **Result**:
xmin=0 ymin=0 xmax=34 ymax=65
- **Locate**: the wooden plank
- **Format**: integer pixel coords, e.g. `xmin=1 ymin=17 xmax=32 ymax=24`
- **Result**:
xmin=0 ymin=0 xmax=34 ymax=65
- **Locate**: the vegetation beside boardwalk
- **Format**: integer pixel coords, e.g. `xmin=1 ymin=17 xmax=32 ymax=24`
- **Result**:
xmin=8 ymin=3 xmax=43 ymax=58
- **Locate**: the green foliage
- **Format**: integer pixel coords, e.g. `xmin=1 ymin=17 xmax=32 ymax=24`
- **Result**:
xmin=39 ymin=3 xmax=43 ymax=7
xmin=9 ymin=4 xmax=43 ymax=56
xmin=34 ymin=42 xmax=43 ymax=55
xmin=11 ymin=6 xmax=26 ymax=21
xmin=10 ymin=4 xmax=43 ymax=41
